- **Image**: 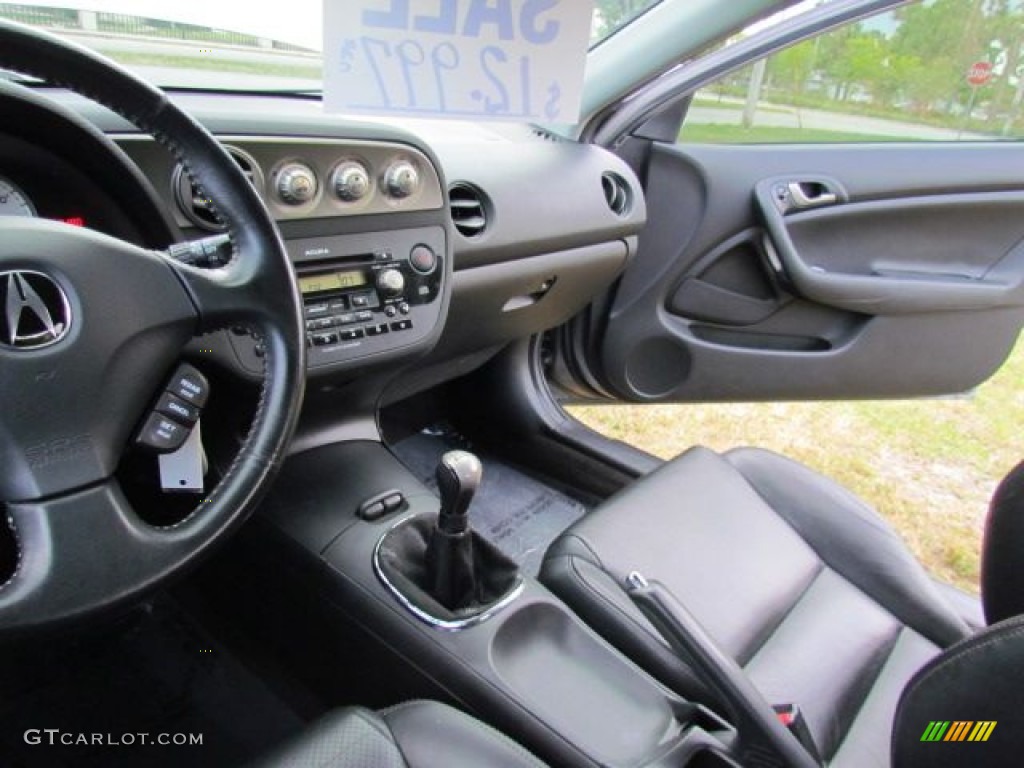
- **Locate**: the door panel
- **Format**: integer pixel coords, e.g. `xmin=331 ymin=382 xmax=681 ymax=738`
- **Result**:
xmin=587 ymin=142 xmax=1024 ymax=402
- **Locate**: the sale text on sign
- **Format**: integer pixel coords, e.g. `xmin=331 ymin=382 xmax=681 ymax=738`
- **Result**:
xmin=323 ymin=0 xmax=594 ymax=122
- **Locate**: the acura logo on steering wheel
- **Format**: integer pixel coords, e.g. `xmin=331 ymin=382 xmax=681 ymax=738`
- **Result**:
xmin=0 ymin=271 xmax=72 ymax=350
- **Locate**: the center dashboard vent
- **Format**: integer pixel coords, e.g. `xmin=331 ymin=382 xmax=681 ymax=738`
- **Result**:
xmin=173 ymin=145 xmax=263 ymax=231
xmin=448 ymin=183 xmax=488 ymax=238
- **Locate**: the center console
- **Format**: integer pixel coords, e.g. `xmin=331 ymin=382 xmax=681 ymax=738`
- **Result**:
xmin=255 ymin=440 xmax=744 ymax=768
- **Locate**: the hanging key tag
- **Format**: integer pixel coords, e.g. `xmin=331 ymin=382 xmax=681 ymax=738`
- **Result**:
xmin=158 ymin=420 xmax=206 ymax=493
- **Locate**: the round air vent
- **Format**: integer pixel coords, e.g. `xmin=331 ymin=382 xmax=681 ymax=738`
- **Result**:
xmin=601 ymin=172 xmax=631 ymax=217
xmin=173 ymin=145 xmax=263 ymax=231
xmin=448 ymin=183 xmax=488 ymax=238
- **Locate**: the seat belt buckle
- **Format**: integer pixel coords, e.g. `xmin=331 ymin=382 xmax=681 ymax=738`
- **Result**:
xmin=772 ymin=704 xmax=821 ymax=763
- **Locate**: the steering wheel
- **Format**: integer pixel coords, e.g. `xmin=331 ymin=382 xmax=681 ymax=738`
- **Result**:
xmin=0 ymin=21 xmax=306 ymax=633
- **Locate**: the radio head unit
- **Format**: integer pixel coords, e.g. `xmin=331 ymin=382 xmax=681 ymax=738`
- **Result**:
xmin=227 ymin=226 xmax=448 ymax=374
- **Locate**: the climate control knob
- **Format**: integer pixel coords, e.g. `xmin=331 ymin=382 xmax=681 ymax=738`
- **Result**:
xmin=384 ymin=160 xmax=420 ymax=199
xmin=276 ymin=162 xmax=318 ymax=205
xmin=331 ymin=161 xmax=371 ymax=202
xmin=376 ymin=268 xmax=406 ymax=298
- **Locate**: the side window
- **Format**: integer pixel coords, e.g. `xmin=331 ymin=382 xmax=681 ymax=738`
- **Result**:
xmin=681 ymin=1 xmax=1024 ymax=144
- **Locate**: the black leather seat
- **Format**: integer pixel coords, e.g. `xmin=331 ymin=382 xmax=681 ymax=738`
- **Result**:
xmin=248 ymin=459 xmax=1024 ymax=768
xmin=250 ymin=700 xmax=548 ymax=768
xmin=541 ymin=446 xmax=1004 ymax=767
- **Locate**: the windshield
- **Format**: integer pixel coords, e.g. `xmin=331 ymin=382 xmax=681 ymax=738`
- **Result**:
xmin=0 ymin=1 xmax=664 ymax=93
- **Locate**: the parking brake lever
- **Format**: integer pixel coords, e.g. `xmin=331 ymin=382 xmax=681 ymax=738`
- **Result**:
xmin=626 ymin=572 xmax=822 ymax=768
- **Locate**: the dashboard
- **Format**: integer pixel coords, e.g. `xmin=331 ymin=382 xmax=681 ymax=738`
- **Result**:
xmin=2 ymin=87 xmax=646 ymax=403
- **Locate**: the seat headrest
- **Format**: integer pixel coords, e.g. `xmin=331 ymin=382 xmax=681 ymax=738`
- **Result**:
xmin=892 ymin=615 xmax=1024 ymax=767
xmin=981 ymin=461 xmax=1024 ymax=625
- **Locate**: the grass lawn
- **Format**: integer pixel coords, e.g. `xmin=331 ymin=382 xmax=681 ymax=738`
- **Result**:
xmin=94 ymin=49 xmax=322 ymax=80
xmin=568 ymin=338 xmax=1024 ymax=594
xmin=680 ymin=123 xmax=906 ymax=144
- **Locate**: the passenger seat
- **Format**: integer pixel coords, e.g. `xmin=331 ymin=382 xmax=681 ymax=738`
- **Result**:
xmin=541 ymin=446 xmax=979 ymax=767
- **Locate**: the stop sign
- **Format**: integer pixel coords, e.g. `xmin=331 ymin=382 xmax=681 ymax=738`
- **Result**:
xmin=967 ymin=61 xmax=993 ymax=87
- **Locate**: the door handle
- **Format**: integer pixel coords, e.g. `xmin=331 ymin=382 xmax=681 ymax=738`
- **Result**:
xmin=787 ymin=181 xmax=837 ymax=209
xmin=766 ymin=176 xmax=845 ymax=215
xmin=755 ymin=182 xmax=1024 ymax=314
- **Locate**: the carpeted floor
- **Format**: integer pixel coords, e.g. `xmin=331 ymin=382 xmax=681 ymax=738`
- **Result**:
xmin=0 ymin=598 xmax=304 ymax=768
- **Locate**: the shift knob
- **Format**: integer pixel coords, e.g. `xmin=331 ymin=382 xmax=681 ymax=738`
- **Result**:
xmin=435 ymin=450 xmax=482 ymax=534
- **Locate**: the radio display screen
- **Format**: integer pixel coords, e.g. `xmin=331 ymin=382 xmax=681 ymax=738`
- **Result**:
xmin=298 ymin=269 xmax=368 ymax=295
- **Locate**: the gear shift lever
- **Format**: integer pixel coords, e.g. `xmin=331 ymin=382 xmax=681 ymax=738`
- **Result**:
xmin=436 ymin=450 xmax=482 ymax=534
xmin=375 ymin=449 xmax=521 ymax=621
xmin=426 ymin=450 xmax=483 ymax=609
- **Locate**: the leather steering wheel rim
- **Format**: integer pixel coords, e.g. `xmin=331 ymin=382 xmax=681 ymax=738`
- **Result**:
xmin=0 ymin=20 xmax=306 ymax=633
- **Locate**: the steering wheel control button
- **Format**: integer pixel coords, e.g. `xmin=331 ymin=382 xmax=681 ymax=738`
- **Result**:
xmin=275 ymin=162 xmax=318 ymax=205
xmin=168 ymin=364 xmax=210 ymax=408
xmin=136 ymin=414 xmax=189 ymax=453
xmin=156 ymin=392 xmax=200 ymax=426
xmin=409 ymin=245 xmax=437 ymax=274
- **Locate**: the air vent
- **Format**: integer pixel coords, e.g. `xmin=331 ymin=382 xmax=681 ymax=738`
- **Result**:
xmin=531 ymin=127 xmax=564 ymax=142
xmin=173 ymin=145 xmax=263 ymax=231
xmin=601 ymin=172 xmax=631 ymax=217
xmin=448 ymin=183 xmax=488 ymax=238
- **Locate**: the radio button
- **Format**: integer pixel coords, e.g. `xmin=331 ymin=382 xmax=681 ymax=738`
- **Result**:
xmin=399 ymin=302 xmax=410 ymax=315
xmin=365 ymin=323 xmax=390 ymax=337
xmin=390 ymin=320 xmax=413 ymax=332
xmin=328 ymin=298 xmax=350 ymax=313
xmin=376 ymin=268 xmax=406 ymax=299
xmin=336 ymin=313 xmax=356 ymax=325
xmin=311 ymin=332 xmax=339 ymax=346
xmin=350 ymin=294 xmax=370 ymax=308
xmin=339 ymin=328 xmax=365 ymax=341
xmin=410 ymin=245 xmax=437 ymax=274
xmin=355 ymin=310 xmax=374 ymax=323
xmin=385 ymin=306 xmax=397 ymax=318
xmin=306 ymin=317 xmax=335 ymax=331
xmin=305 ymin=302 xmax=330 ymax=318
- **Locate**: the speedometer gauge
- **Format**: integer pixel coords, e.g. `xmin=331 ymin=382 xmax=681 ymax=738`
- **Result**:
xmin=0 ymin=177 xmax=37 ymax=217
